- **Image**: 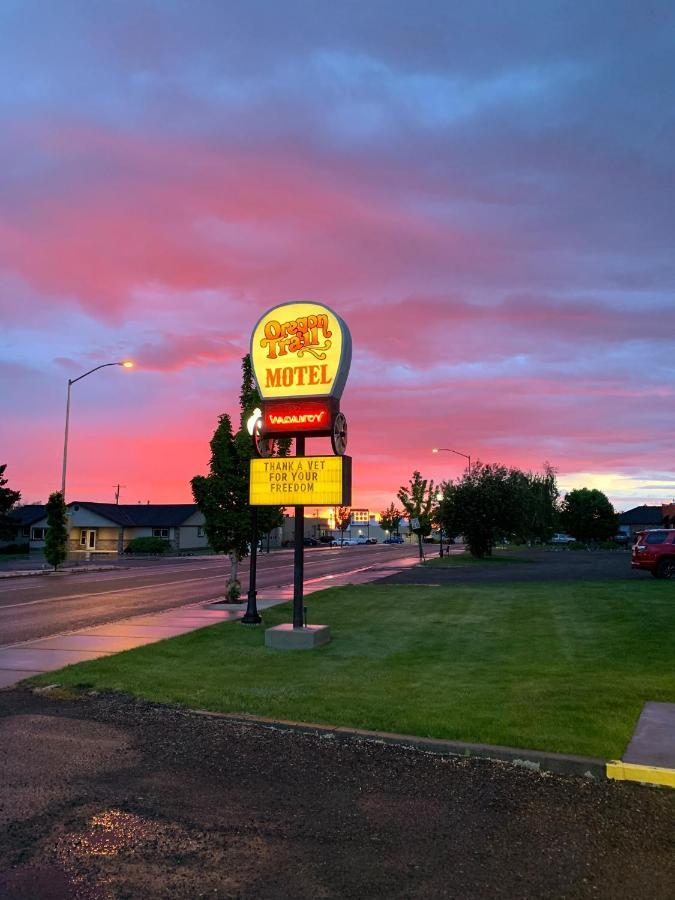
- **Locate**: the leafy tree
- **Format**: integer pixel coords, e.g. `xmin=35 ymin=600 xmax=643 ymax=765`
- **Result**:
xmin=435 ymin=481 xmax=461 ymax=544
xmin=192 ymin=414 xmax=251 ymax=600
xmin=334 ymin=506 xmax=351 ymax=545
xmin=560 ymin=488 xmax=617 ymax=543
xmin=0 ymin=464 xmax=21 ymax=541
xmin=442 ymin=463 xmax=532 ymax=558
xmin=44 ymin=491 xmax=68 ymax=570
xmin=379 ymin=502 xmax=402 ymax=537
xmin=397 ymin=471 xmax=435 ymax=560
xmin=520 ymin=463 xmax=559 ymax=544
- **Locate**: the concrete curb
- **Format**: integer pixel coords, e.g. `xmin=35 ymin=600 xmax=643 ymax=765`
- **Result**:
xmin=190 ymin=710 xmax=606 ymax=781
xmin=0 ymin=565 xmax=122 ymax=580
xmin=607 ymin=760 xmax=675 ymax=789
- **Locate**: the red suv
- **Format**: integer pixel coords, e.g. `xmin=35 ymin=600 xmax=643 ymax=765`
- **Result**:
xmin=631 ymin=529 xmax=675 ymax=578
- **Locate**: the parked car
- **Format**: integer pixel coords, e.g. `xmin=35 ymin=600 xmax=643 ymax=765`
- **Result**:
xmin=549 ymin=533 xmax=575 ymax=544
xmin=383 ymin=535 xmax=404 ymax=544
xmin=303 ymin=537 xmax=320 ymax=547
xmin=365 ymin=538 xmax=378 ymax=544
xmin=631 ymin=529 xmax=675 ymax=578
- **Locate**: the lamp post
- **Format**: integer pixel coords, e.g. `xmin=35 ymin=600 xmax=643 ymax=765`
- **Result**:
xmin=436 ymin=490 xmax=444 ymax=558
xmin=432 ymin=447 xmax=471 ymax=472
xmin=61 ymin=361 xmax=134 ymax=500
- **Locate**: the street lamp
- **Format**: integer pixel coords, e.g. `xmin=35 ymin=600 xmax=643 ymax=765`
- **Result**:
xmin=432 ymin=447 xmax=471 ymax=471
xmin=61 ymin=361 xmax=134 ymax=499
xmin=436 ymin=490 xmax=444 ymax=558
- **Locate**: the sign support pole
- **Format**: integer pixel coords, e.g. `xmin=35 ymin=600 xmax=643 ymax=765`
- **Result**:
xmin=293 ymin=435 xmax=305 ymax=629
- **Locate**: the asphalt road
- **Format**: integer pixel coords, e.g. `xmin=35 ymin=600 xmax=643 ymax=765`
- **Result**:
xmin=1 ymin=689 xmax=673 ymax=899
xmin=0 ymin=544 xmax=418 ymax=646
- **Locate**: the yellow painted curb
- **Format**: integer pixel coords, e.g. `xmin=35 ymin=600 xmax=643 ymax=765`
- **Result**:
xmin=607 ymin=760 xmax=675 ymax=789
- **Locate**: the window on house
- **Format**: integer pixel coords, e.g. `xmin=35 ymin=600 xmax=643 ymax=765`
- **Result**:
xmin=153 ymin=528 xmax=170 ymax=538
xmin=80 ymin=530 xmax=87 ymax=546
xmin=31 ymin=527 xmax=47 ymax=540
xmin=197 ymin=526 xmax=204 ymax=537
xmin=21 ymin=527 xmax=30 ymax=538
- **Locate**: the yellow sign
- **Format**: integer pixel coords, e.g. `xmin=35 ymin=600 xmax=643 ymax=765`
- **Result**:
xmin=250 ymin=301 xmax=352 ymax=400
xmin=250 ymin=456 xmax=352 ymax=506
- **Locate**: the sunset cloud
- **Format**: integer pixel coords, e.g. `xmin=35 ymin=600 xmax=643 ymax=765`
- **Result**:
xmin=2 ymin=2 xmax=675 ymax=509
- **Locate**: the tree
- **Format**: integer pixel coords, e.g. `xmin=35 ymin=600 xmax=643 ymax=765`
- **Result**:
xmin=520 ymin=463 xmax=559 ymax=545
xmin=435 ymin=481 xmax=461 ymax=545
xmin=44 ymin=491 xmax=68 ymax=570
xmin=379 ymin=502 xmax=402 ymax=537
xmin=192 ymin=414 xmax=251 ymax=600
xmin=397 ymin=471 xmax=435 ymax=560
xmin=334 ymin=507 xmax=351 ymax=545
xmin=560 ymin=488 xmax=617 ymax=543
xmin=0 ymin=464 xmax=21 ymax=541
xmin=442 ymin=463 xmax=532 ymax=558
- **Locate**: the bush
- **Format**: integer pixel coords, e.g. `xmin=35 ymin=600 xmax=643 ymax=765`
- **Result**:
xmin=0 ymin=542 xmax=29 ymax=555
xmin=125 ymin=536 xmax=171 ymax=555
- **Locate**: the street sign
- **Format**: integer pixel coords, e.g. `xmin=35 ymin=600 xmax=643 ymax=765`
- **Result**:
xmin=411 ymin=517 xmax=420 ymax=530
xmin=250 ymin=456 xmax=352 ymax=506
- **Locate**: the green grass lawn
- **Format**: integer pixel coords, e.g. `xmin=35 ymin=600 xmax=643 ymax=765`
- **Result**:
xmin=31 ymin=581 xmax=675 ymax=759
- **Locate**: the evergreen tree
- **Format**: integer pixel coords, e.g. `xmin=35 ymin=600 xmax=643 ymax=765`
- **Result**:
xmin=44 ymin=491 xmax=68 ymax=570
xmin=0 ymin=464 xmax=21 ymax=541
xmin=397 ymin=471 xmax=435 ymax=560
xmin=191 ymin=414 xmax=251 ymax=599
xmin=239 ymin=353 xmax=261 ymax=430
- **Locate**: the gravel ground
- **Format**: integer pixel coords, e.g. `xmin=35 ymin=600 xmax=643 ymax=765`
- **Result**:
xmin=0 ymin=688 xmax=673 ymax=899
xmin=377 ymin=549 xmax=638 ymax=585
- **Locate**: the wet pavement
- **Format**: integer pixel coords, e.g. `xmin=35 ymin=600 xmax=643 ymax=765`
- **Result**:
xmin=0 ymin=689 xmax=673 ymax=899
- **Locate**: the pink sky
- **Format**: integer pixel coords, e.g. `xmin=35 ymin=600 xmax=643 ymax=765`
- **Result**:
xmin=3 ymin=3 xmax=675 ymax=512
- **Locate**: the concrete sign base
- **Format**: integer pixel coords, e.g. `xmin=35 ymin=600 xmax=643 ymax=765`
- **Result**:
xmin=265 ymin=623 xmax=330 ymax=650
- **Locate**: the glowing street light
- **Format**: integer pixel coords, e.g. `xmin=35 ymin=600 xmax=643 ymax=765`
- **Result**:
xmin=432 ymin=447 xmax=471 ymax=471
xmin=61 ymin=361 xmax=134 ymax=499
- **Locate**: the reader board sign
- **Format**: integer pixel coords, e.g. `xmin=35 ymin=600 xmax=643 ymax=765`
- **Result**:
xmin=250 ymin=302 xmax=352 ymax=401
xmin=250 ymin=456 xmax=352 ymax=506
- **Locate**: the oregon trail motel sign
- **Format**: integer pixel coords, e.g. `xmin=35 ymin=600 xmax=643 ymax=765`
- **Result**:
xmin=248 ymin=301 xmax=352 ymax=639
xmin=249 ymin=301 xmax=352 ymax=507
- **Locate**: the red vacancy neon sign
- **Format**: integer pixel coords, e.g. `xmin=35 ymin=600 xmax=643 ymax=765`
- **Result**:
xmin=262 ymin=399 xmax=333 ymax=435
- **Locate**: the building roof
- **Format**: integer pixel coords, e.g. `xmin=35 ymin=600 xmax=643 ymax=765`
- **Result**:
xmin=8 ymin=505 xmax=47 ymax=526
xmin=617 ymin=505 xmax=663 ymax=525
xmin=67 ymin=502 xmax=200 ymax=527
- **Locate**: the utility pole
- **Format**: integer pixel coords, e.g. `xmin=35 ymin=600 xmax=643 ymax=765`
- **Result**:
xmin=113 ymin=484 xmax=126 ymax=504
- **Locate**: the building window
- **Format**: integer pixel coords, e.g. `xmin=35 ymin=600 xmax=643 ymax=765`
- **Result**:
xmin=153 ymin=528 xmax=170 ymax=538
xmin=80 ymin=529 xmax=87 ymax=546
xmin=197 ymin=526 xmax=204 ymax=537
xmin=31 ymin=527 xmax=47 ymax=540
xmin=22 ymin=527 xmax=30 ymax=538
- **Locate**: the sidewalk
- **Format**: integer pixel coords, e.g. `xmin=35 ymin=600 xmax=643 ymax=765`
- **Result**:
xmin=0 ymin=554 xmax=419 ymax=688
